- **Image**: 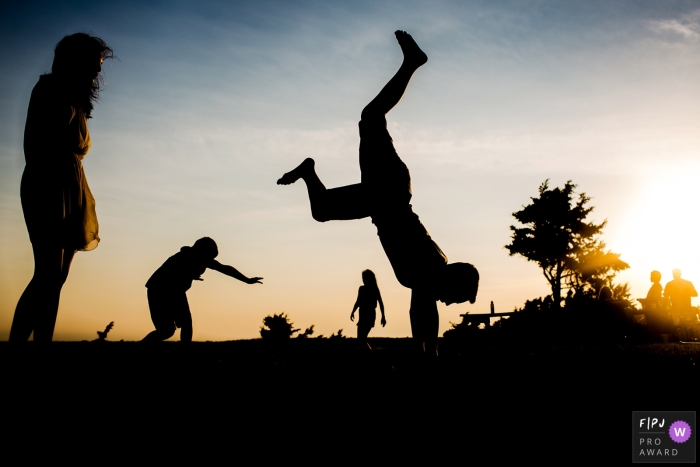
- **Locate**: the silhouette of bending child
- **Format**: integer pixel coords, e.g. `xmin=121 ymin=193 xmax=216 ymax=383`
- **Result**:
xmin=278 ymin=31 xmax=478 ymax=355
xmin=142 ymin=237 xmax=263 ymax=342
xmin=350 ymin=269 xmax=386 ymax=349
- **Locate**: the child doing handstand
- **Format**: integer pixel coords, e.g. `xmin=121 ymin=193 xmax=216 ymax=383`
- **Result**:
xmin=278 ymin=31 xmax=478 ymax=355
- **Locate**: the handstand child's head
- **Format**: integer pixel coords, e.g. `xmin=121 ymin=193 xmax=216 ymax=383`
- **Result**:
xmin=437 ymin=262 xmax=479 ymax=305
xmin=192 ymin=237 xmax=218 ymax=259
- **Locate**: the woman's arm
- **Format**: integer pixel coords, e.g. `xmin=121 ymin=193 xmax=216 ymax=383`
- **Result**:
xmin=209 ymin=260 xmax=262 ymax=284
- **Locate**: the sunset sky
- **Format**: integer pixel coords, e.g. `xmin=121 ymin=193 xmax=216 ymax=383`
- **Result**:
xmin=1 ymin=0 xmax=699 ymax=341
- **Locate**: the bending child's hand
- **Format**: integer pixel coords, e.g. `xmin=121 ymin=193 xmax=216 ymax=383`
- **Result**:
xmin=194 ymin=276 xmax=203 ymax=281
xmin=381 ymin=316 xmax=386 ymax=327
xmin=247 ymin=277 xmax=263 ymax=284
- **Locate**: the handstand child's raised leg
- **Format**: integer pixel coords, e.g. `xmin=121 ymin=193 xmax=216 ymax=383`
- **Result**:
xmin=277 ymin=31 xmax=427 ymax=221
xmin=361 ymin=30 xmax=427 ymax=120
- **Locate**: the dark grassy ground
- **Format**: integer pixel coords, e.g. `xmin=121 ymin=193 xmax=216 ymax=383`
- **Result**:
xmin=2 ymin=339 xmax=698 ymax=461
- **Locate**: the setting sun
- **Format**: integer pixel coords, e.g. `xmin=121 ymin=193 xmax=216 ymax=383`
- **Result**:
xmin=612 ymin=164 xmax=700 ymax=299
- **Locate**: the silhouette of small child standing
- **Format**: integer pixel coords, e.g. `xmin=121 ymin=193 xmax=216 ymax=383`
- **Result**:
xmin=142 ymin=237 xmax=263 ymax=342
xmin=350 ymin=270 xmax=386 ymax=349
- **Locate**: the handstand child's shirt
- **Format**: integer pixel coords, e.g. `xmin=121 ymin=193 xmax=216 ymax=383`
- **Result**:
xmin=146 ymin=246 xmax=214 ymax=291
xmin=359 ymin=117 xmax=448 ymax=290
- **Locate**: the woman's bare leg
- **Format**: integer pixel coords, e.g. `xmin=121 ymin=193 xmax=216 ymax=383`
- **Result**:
xmin=277 ymin=158 xmax=370 ymax=221
xmin=361 ymin=30 xmax=427 ymax=120
xmin=10 ymin=245 xmax=76 ymax=342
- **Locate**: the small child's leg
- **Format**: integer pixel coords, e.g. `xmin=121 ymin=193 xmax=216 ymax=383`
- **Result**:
xmin=278 ymin=158 xmax=370 ymax=221
xmin=357 ymin=325 xmax=372 ymax=350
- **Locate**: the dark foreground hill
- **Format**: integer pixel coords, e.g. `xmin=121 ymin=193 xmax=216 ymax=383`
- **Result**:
xmin=2 ymin=339 xmax=697 ymax=461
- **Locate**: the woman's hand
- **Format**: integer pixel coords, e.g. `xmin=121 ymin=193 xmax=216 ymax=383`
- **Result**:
xmin=381 ymin=316 xmax=386 ymax=327
xmin=247 ymin=277 xmax=263 ymax=284
xmin=350 ymin=311 xmax=355 ymax=322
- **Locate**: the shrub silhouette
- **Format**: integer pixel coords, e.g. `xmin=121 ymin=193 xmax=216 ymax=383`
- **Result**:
xmin=297 ymin=325 xmax=315 ymax=339
xmin=328 ymin=329 xmax=346 ymax=340
xmin=94 ymin=321 xmax=114 ymax=341
xmin=260 ymin=313 xmax=300 ymax=339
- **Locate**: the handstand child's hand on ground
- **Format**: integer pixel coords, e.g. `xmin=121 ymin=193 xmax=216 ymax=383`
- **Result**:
xmin=246 ymin=277 xmax=263 ymax=284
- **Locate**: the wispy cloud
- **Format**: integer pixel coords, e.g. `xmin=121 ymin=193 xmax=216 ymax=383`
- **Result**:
xmin=648 ymin=9 xmax=700 ymax=40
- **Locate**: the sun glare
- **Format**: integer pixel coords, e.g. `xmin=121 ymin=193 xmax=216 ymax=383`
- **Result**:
xmin=612 ymin=165 xmax=700 ymax=299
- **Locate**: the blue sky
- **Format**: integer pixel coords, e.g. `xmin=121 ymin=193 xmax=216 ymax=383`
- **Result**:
xmin=1 ymin=0 xmax=699 ymax=340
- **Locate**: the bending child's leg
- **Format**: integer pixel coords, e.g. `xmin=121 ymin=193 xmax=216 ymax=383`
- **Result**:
xmin=142 ymin=290 xmax=178 ymax=342
xmin=361 ymin=30 xmax=427 ymax=121
xmin=179 ymin=312 xmax=193 ymax=343
xmin=277 ymin=158 xmax=370 ymax=221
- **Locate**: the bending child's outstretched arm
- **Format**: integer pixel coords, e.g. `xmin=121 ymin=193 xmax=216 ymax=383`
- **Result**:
xmin=209 ymin=261 xmax=263 ymax=284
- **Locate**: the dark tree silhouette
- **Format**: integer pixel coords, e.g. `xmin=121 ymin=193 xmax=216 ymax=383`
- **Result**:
xmin=260 ymin=313 xmax=301 ymax=340
xmin=505 ymin=180 xmax=629 ymax=306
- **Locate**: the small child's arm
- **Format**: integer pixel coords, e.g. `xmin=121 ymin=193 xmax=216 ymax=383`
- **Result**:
xmin=378 ymin=290 xmax=386 ymax=327
xmin=350 ymin=287 xmax=361 ymax=322
xmin=209 ymin=260 xmax=263 ymax=284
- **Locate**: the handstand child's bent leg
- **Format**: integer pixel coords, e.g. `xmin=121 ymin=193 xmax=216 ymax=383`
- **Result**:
xmin=277 ymin=158 xmax=370 ymax=222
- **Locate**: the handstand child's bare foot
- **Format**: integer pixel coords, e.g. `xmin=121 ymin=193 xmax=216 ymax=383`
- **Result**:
xmin=395 ymin=30 xmax=428 ymax=69
xmin=277 ymin=158 xmax=315 ymax=185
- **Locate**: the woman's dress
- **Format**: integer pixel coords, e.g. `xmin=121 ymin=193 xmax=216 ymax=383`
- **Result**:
xmin=21 ymin=75 xmax=99 ymax=251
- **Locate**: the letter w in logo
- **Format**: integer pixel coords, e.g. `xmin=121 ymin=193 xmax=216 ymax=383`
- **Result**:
xmin=674 ymin=427 xmax=686 ymax=437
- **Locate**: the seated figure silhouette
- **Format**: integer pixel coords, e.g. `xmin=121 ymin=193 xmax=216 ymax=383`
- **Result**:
xmin=642 ymin=270 xmax=671 ymax=340
xmin=142 ymin=237 xmax=263 ymax=342
xmin=664 ymin=269 xmax=697 ymax=318
xmin=350 ymin=269 xmax=386 ymax=350
xmin=278 ymin=31 xmax=479 ymax=355
xmin=646 ymin=270 xmax=663 ymax=300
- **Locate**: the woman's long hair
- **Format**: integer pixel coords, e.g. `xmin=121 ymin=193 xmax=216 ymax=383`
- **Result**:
xmin=51 ymin=33 xmax=114 ymax=118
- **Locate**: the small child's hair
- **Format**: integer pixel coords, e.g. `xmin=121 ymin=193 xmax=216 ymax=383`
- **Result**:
xmin=362 ymin=269 xmax=378 ymax=289
xmin=192 ymin=237 xmax=218 ymax=258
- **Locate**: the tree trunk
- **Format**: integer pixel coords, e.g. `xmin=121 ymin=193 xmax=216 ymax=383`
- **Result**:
xmin=553 ymin=261 xmax=563 ymax=308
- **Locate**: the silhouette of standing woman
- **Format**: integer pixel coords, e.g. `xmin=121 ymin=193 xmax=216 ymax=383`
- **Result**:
xmin=350 ymin=270 xmax=386 ymax=349
xmin=278 ymin=31 xmax=478 ymax=356
xmin=10 ymin=33 xmax=114 ymax=342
